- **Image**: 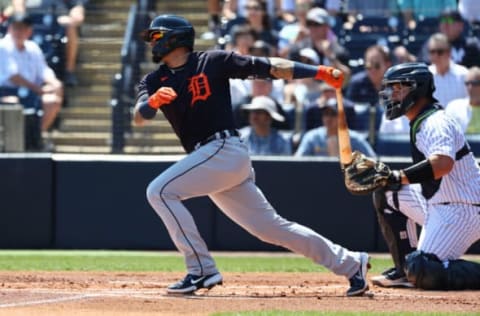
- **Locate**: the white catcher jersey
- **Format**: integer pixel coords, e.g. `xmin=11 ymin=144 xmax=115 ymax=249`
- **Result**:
xmin=415 ymin=110 xmax=480 ymax=204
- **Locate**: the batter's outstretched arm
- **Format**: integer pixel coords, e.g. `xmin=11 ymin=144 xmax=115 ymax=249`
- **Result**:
xmin=267 ymin=57 xmax=344 ymax=89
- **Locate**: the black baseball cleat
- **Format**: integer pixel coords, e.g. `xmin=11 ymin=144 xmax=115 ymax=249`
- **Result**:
xmin=346 ymin=252 xmax=370 ymax=297
xmin=167 ymin=272 xmax=223 ymax=294
xmin=371 ymin=267 xmax=414 ymax=288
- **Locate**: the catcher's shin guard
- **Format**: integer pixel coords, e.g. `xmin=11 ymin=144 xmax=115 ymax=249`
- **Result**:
xmin=405 ymin=250 xmax=480 ymax=290
xmin=373 ymin=189 xmax=417 ymax=273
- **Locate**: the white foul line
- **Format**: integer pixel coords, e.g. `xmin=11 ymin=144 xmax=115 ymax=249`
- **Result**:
xmin=0 ymin=293 xmax=94 ymax=308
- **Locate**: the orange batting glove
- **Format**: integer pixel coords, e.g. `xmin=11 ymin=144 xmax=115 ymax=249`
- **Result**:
xmin=148 ymin=87 xmax=177 ymax=109
xmin=314 ymin=66 xmax=344 ymax=89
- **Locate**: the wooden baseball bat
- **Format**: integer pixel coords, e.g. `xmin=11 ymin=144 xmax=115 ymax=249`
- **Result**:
xmin=335 ymin=87 xmax=353 ymax=166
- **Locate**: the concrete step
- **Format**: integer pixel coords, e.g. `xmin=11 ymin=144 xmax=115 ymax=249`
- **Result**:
xmin=59 ymin=119 xmax=173 ymax=133
xmin=60 ymin=107 xmax=111 ymax=120
xmin=49 ymin=131 xmax=180 ymax=147
xmin=81 ymin=23 xmax=125 ymax=38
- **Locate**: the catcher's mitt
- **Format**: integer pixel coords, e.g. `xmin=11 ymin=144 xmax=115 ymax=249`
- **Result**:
xmin=343 ymin=151 xmax=400 ymax=195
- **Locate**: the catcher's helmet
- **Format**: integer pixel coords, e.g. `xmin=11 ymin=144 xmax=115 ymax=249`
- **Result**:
xmin=142 ymin=14 xmax=195 ymax=63
xmin=379 ymin=62 xmax=436 ymax=120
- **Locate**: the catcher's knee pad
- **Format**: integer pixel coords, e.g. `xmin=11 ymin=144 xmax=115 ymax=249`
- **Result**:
xmin=405 ymin=251 xmax=447 ymax=290
xmin=373 ymin=189 xmax=416 ymax=272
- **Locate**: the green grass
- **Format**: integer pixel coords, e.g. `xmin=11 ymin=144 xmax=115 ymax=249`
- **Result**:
xmin=0 ymin=251 xmax=478 ymax=316
xmin=0 ymin=250 xmax=395 ymax=273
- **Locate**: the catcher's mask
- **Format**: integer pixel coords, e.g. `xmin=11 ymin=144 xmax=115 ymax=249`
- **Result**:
xmin=142 ymin=14 xmax=195 ymax=63
xmin=379 ymin=62 xmax=436 ymax=120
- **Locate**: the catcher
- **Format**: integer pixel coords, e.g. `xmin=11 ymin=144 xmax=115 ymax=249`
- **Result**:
xmin=344 ymin=62 xmax=480 ymax=290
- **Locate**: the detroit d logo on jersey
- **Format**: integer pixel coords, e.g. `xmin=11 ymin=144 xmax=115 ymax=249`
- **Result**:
xmin=188 ymin=73 xmax=211 ymax=106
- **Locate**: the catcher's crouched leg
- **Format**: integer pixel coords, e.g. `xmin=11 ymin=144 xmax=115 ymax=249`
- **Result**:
xmin=405 ymin=250 xmax=480 ymax=290
xmin=373 ymin=188 xmax=416 ymax=274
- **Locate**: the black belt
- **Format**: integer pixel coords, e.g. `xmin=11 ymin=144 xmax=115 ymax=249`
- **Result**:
xmin=455 ymin=142 xmax=471 ymax=160
xmin=194 ymin=129 xmax=240 ymax=150
xmin=439 ymin=202 xmax=480 ymax=207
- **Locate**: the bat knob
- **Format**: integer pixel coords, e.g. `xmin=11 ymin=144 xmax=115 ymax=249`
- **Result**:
xmin=332 ymin=69 xmax=341 ymax=78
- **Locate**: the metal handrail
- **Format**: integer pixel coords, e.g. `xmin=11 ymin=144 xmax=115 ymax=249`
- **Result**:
xmin=111 ymin=1 xmax=151 ymax=153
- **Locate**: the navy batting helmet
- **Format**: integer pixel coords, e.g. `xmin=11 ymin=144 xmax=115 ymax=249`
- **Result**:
xmin=379 ymin=62 xmax=436 ymax=120
xmin=142 ymin=14 xmax=195 ymax=63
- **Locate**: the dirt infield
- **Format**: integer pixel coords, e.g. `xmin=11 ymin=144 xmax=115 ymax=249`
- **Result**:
xmin=0 ymin=271 xmax=479 ymax=315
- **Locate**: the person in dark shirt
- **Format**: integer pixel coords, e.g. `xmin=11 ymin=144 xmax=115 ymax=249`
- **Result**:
xmin=346 ymin=45 xmax=392 ymax=107
xmin=133 ymin=14 xmax=370 ymax=297
xmin=417 ymin=9 xmax=480 ymax=68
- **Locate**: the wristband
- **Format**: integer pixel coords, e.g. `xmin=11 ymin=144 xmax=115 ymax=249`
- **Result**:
xmin=403 ymin=159 xmax=435 ymax=183
xmin=138 ymin=101 xmax=157 ymax=119
xmin=292 ymin=62 xmax=318 ymax=79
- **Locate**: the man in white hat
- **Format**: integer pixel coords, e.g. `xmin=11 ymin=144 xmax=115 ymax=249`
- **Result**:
xmin=240 ymin=95 xmax=292 ymax=155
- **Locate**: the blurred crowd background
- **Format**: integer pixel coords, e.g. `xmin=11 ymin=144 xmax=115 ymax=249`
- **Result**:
xmin=0 ymin=0 xmax=479 ymax=157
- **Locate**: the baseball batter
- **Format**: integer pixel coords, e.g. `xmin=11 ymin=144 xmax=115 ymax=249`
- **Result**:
xmin=132 ymin=14 xmax=370 ymax=296
xmin=364 ymin=62 xmax=480 ymax=290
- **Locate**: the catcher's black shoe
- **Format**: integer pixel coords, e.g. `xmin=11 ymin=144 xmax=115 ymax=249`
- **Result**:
xmin=346 ymin=252 xmax=370 ymax=296
xmin=167 ymin=272 xmax=223 ymax=294
xmin=371 ymin=267 xmax=414 ymax=288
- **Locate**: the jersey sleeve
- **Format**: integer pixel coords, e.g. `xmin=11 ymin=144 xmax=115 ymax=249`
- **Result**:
xmin=209 ymin=50 xmax=271 ymax=80
xmin=135 ymin=75 xmax=149 ymax=102
xmin=415 ymin=112 xmax=464 ymax=159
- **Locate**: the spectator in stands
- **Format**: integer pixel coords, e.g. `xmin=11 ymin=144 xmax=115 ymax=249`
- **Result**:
xmin=225 ymin=23 xmax=257 ymax=54
xmin=0 ymin=13 xmax=63 ymax=134
xmin=277 ymin=0 xmax=313 ymax=57
xmin=237 ymin=0 xmax=279 ymax=54
xmin=234 ymin=78 xmax=290 ymax=130
xmin=12 ymin=0 xmax=87 ymax=86
xmin=398 ymin=0 xmax=457 ymax=30
xmin=295 ymin=97 xmax=376 ymax=157
xmin=427 ymin=33 xmax=468 ymax=106
xmin=418 ymin=10 xmax=480 ymax=68
xmin=202 ymin=0 xmax=222 ymax=39
xmin=223 ymin=0 xmax=278 ymax=23
xmin=286 ymin=7 xmax=351 ymax=86
xmin=346 ymin=45 xmax=392 ymax=107
xmin=458 ymin=0 xmax=480 ymax=24
xmin=303 ymin=82 xmax=356 ymax=131
xmin=239 ymin=95 xmax=292 ymax=155
xmin=446 ymin=66 xmax=480 ymax=134
xmin=392 ymin=45 xmax=417 ymax=64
